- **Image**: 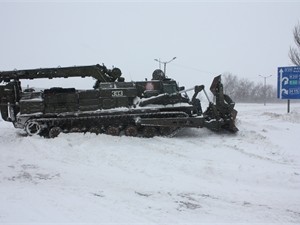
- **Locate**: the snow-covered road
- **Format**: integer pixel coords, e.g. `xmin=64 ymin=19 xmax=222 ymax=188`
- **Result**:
xmin=0 ymin=103 xmax=300 ymax=224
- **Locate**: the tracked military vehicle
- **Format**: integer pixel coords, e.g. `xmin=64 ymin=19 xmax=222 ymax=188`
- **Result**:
xmin=0 ymin=63 xmax=238 ymax=138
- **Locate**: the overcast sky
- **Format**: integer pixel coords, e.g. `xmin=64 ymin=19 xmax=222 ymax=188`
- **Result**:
xmin=0 ymin=1 xmax=299 ymax=89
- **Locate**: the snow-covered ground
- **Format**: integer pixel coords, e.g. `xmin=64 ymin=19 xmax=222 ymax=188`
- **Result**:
xmin=0 ymin=103 xmax=300 ymax=224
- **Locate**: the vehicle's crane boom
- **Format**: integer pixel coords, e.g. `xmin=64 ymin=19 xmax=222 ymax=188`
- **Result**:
xmin=0 ymin=64 xmax=123 ymax=83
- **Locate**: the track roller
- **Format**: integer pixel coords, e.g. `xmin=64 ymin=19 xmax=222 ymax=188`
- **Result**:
xmin=124 ymin=125 xmax=138 ymax=137
xmin=106 ymin=126 xmax=120 ymax=136
xmin=143 ymin=126 xmax=157 ymax=138
xmin=70 ymin=127 xmax=81 ymax=133
xmin=48 ymin=127 xmax=62 ymax=138
xmin=159 ymin=127 xmax=175 ymax=136
xmin=89 ymin=127 xmax=101 ymax=135
xmin=25 ymin=121 xmax=42 ymax=136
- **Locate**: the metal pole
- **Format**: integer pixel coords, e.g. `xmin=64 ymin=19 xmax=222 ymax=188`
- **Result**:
xmin=259 ymin=75 xmax=272 ymax=106
xmin=154 ymin=58 xmax=161 ymax=69
xmin=154 ymin=57 xmax=176 ymax=76
xmin=159 ymin=58 xmax=161 ymax=69
xmin=287 ymin=99 xmax=290 ymax=113
xmin=264 ymin=77 xmax=266 ymax=106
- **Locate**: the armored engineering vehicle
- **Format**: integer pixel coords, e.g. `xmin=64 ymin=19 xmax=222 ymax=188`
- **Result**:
xmin=0 ymin=63 xmax=238 ymax=138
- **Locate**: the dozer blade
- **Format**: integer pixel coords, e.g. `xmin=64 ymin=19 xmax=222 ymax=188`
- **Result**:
xmin=207 ymin=75 xmax=238 ymax=133
xmin=210 ymin=75 xmax=222 ymax=96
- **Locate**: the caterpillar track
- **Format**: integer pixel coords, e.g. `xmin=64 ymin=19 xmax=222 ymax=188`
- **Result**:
xmin=23 ymin=111 xmax=188 ymax=138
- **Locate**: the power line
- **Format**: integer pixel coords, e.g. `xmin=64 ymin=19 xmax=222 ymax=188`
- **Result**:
xmin=171 ymin=63 xmax=218 ymax=75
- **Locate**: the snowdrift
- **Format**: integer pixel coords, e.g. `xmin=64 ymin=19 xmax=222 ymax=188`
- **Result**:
xmin=0 ymin=103 xmax=299 ymax=224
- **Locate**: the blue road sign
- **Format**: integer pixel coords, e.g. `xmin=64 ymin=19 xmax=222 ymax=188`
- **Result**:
xmin=277 ymin=66 xmax=300 ymax=99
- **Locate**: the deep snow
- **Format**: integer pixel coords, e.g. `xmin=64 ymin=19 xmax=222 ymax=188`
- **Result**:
xmin=0 ymin=103 xmax=300 ymax=224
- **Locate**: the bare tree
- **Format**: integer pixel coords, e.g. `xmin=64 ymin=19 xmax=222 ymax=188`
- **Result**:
xmin=251 ymin=83 xmax=264 ymax=102
xmin=222 ymin=73 xmax=277 ymax=103
xmin=235 ymin=78 xmax=254 ymax=102
xmin=289 ymin=23 xmax=300 ymax=66
xmin=222 ymin=73 xmax=238 ymax=97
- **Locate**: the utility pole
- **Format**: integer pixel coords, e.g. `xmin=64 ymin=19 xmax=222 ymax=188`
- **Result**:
xmin=259 ymin=75 xmax=272 ymax=106
xmin=155 ymin=58 xmax=161 ymax=69
xmin=154 ymin=57 xmax=177 ymax=75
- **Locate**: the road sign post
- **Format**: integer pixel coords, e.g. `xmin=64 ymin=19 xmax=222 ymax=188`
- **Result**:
xmin=277 ymin=66 xmax=300 ymax=113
